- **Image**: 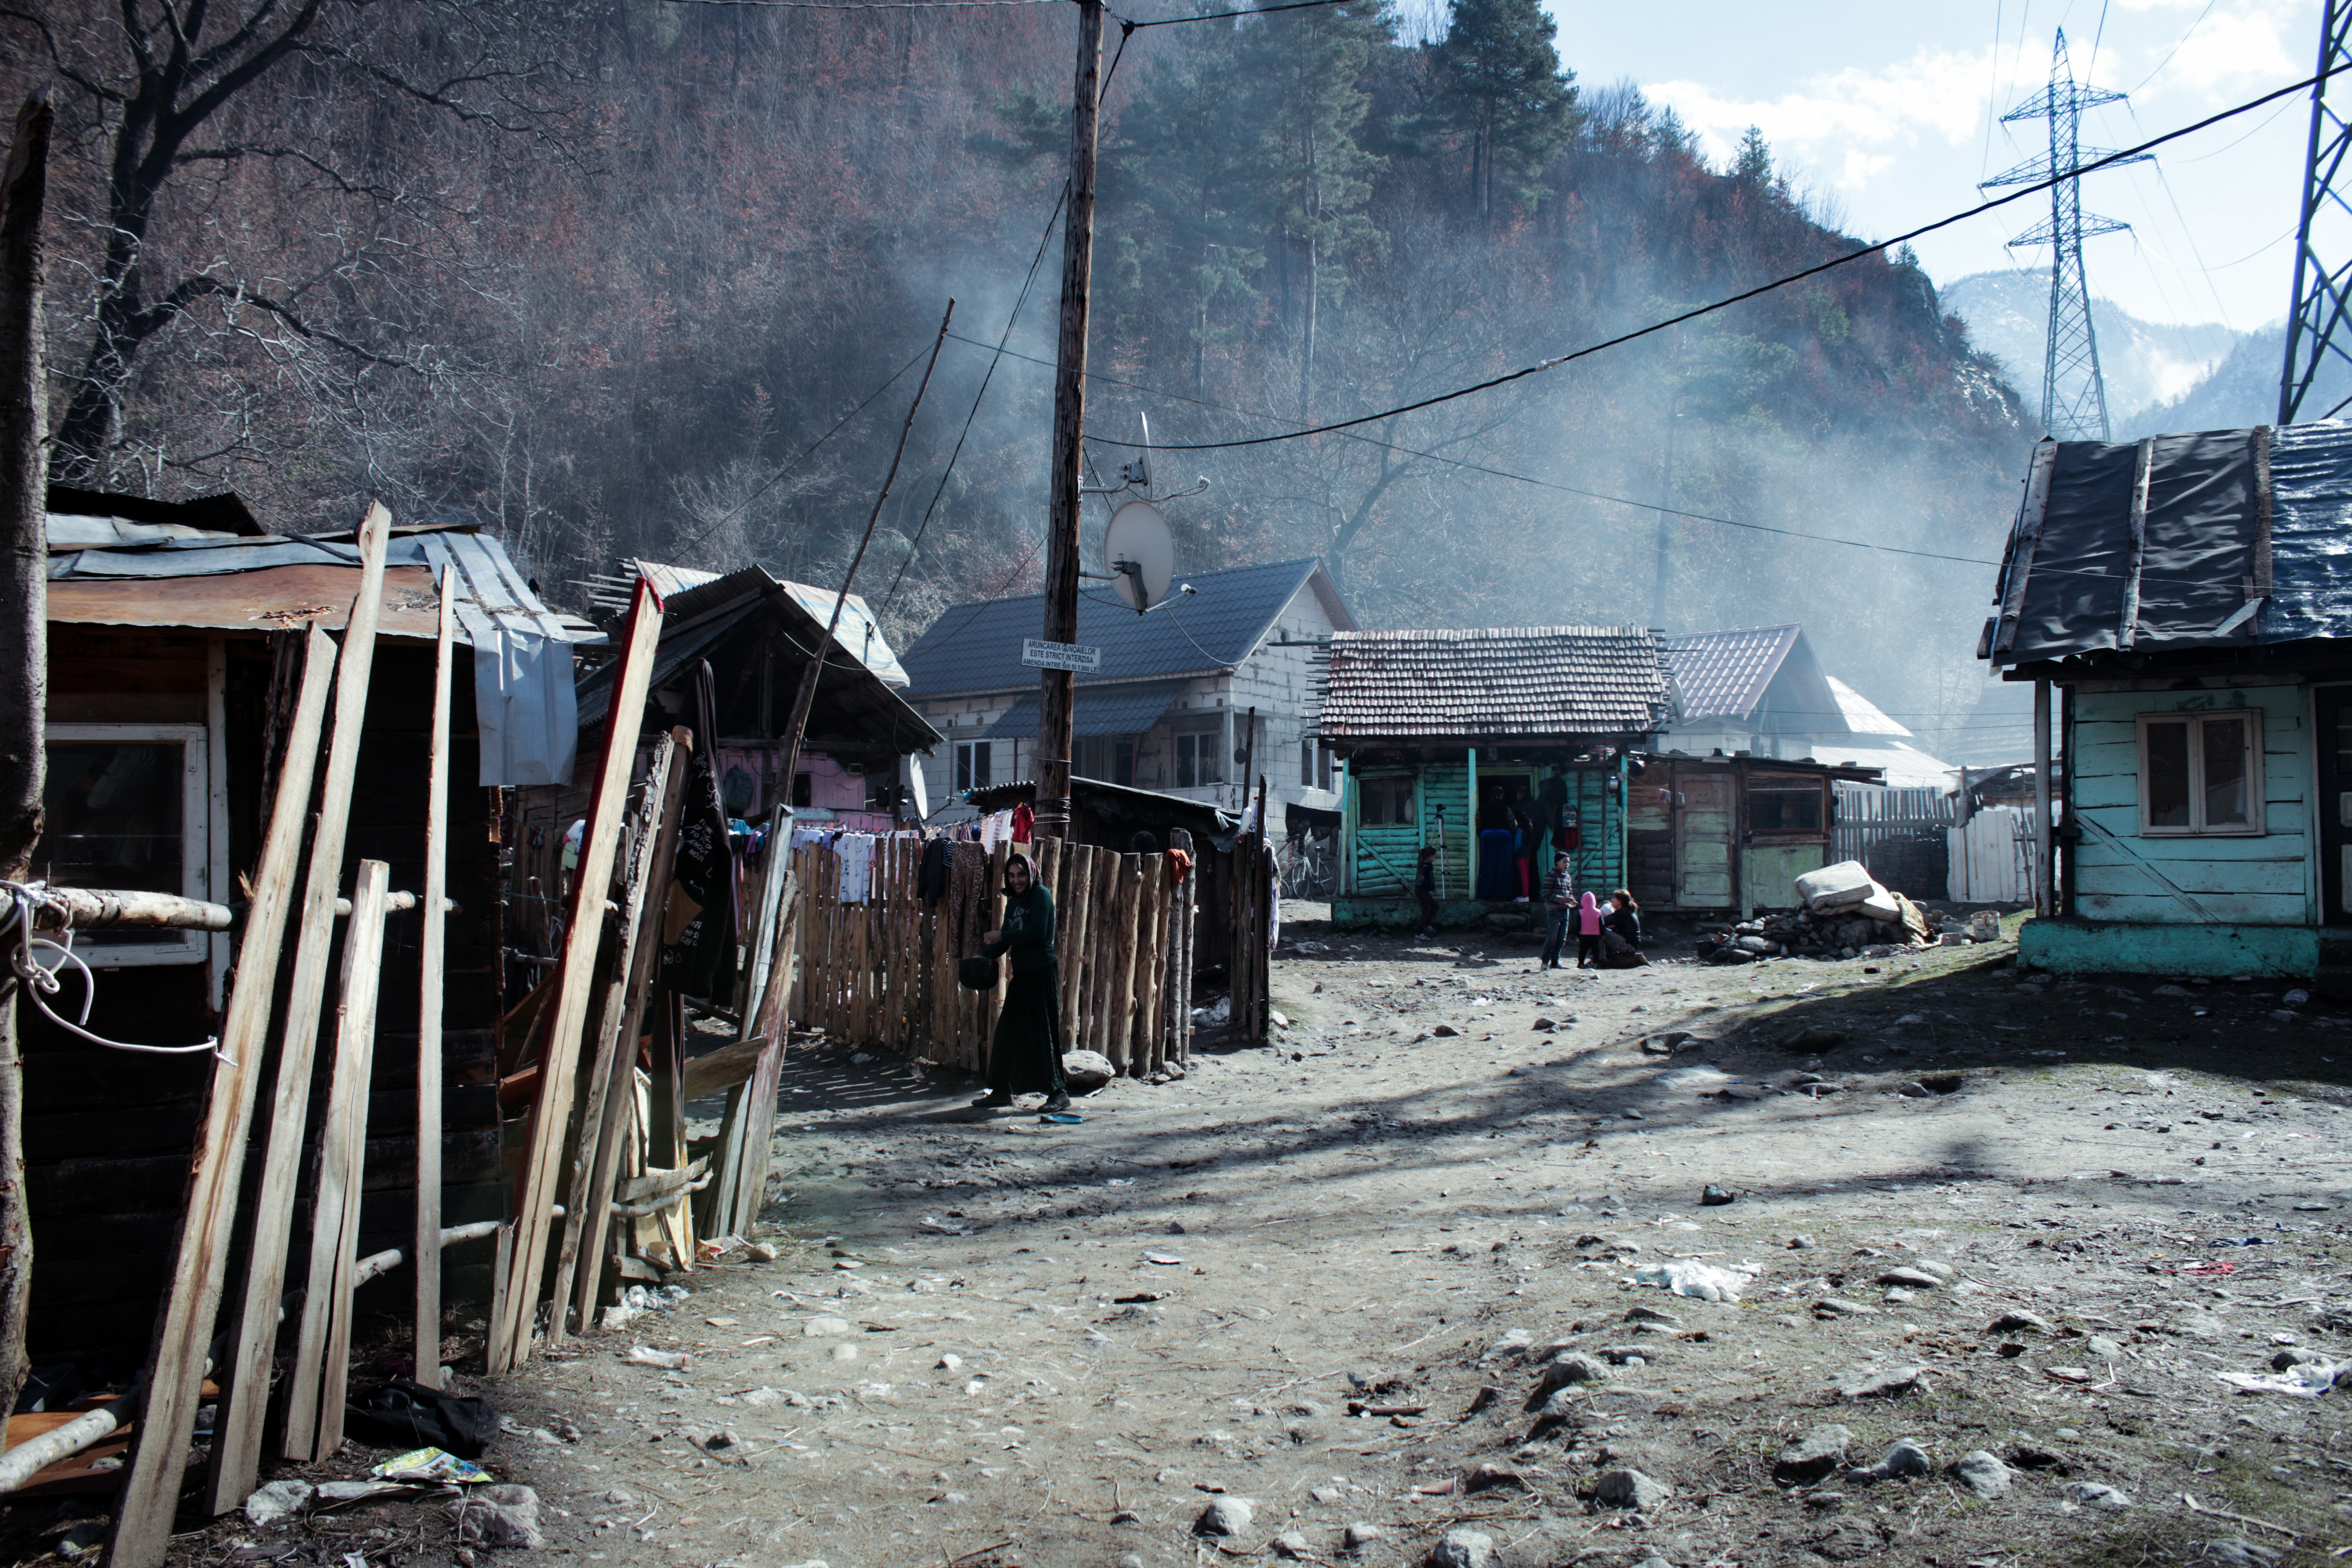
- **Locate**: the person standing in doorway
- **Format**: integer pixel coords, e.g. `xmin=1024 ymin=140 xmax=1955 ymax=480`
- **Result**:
xmin=1414 ymin=845 xmax=1439 ymax=939
xmin=1539 ymin=851 xmax=1574 ymax=969
xmin=974 ymin=852 xmax=1069 ymax=1111
xmin=1574 ymin=890 xmax=1605 ymax=969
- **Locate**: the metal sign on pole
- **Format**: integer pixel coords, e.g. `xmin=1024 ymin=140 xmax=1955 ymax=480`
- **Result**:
xmin=1023 ymin=638 xmax=1102 ymax=672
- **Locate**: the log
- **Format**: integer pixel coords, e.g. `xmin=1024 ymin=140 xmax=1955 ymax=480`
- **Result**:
xmin=22 ymin=889 xmax=228 ymax=931
xmin=206 ymin=503 xmax=392 ymax=1519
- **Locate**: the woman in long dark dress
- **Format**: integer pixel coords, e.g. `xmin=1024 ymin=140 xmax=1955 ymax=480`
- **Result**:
xmin=974 ymin=852 xmax=1070 ymax=1111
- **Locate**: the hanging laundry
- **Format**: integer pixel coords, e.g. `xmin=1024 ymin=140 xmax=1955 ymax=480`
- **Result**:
xmin=979 ymin=809 xmax=1016 ymax=854
xmin=1011 ymin=802 xmax=1034 ymax=843
xmin=1165 ymin=846 xmax=1194 ymax=885
xmin=837 ymin=832 xmax=876 ymax=904
xmin=918 ymin=835 xmax=951 ymax=904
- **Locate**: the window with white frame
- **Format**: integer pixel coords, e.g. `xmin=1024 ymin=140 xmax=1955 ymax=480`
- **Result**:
xmin=36 ymin=724 xmax=210 ymax=965
xmin=2138 ymin=710 xmax=2263 ymax=836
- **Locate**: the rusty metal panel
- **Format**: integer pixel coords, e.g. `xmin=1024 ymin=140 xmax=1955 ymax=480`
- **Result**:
xmin=46 ymin=565 xmax=443 ymax=640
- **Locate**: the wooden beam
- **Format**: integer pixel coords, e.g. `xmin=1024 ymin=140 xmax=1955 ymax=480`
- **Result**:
xmin=493 ymin=580 xmax=665 ymax=1370
xmin=205 ymin=503 xmax=393 ymax=1516
xmin=281 ymin=858 xmax=390 ymax=1460
xmin=570 ymin=732 xmax=692 ymax=1337
xmin=414 ymin=569 xmax=455 ymax=1388
xmin=106 ymin=624 xmax=337 ymax=1568
xmin=723 ymin=867 xmax=798 ymax=1237
xmin=547 ymin=731 xmax=682 ymax=1346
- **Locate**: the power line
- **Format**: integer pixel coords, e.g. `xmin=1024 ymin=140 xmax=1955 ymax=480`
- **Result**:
xmin=671 ymin=344 xmax=932 ymax=555
xmin=1115 ymin=0 xmax=1358 ymax=26
xmin=1090 ymin=58 xmax=2352 ymax=454
xmin=943 ymin=330 xmax=2007 ymax=567
xmin=875 ymin=184 xmax=1069 ymax=623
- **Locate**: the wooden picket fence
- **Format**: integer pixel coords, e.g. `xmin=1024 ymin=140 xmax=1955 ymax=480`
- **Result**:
xmin=784 ymin=831 xmax=1195 ymax=1076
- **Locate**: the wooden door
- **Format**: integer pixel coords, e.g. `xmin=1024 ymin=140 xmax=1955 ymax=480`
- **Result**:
xmin=1675 ymin=770 xmax=1736 ymax=907
xmin=2317 ymin=688 xmax=2352 ymax=925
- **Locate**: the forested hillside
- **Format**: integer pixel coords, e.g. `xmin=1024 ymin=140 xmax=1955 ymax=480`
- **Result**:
xmin=8 ymin=0 xmax=2035 ymax=746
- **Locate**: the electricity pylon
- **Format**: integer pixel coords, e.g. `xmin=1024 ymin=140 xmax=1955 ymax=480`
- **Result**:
xmin=1981 ymin=29 xmax=2150 ymax=441
xmin=2279 ymin=0 xmax=2352 ymax=424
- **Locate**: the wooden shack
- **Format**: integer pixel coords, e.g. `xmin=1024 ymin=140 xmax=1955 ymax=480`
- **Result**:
xmin=1314 ymin=626 xmax=1669 ymax=929
xmin=27 ymin=490 xmax=594 ymax=1363
xmin=1623 ymin=753 xmax=1883 ymax=916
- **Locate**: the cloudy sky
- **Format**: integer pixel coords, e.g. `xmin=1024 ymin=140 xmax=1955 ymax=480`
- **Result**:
xmin=1551 ymin=0 xmax=2327 ymax=330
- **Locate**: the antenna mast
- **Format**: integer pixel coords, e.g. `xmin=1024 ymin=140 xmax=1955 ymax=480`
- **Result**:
xmin=2280 ymin=0 xmax=2352 ymax=424
xmin=1980 ymin=29 xmax=2149 ymax=441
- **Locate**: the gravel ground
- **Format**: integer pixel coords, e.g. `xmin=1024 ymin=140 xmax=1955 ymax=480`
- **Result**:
xmin=142 ymin=911 xmax=2352 ymax=1568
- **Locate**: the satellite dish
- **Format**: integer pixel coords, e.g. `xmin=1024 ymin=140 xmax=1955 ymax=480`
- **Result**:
xmin=1103 ymin=499 xmax=1174 ymax=614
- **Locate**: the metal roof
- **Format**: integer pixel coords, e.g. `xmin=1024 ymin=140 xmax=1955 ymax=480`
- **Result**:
xmin=43 ymin=505 xmax=591 ymax=788
xmin=1660 ymin=625 xmax=1800 ymax=721
xmin=590 ymin=559 xmax=910 ymax=686
xmin=573 ymin=566 xmax=940 ymax=755
xmin=899 ymin=558 xmax=1352 ymax=700
xmin=1987 ymin=422 xmax=2352 ymax=665
xmin=1317 ymin=626 xmax=1668 ymax=744
xmin=983 ymin=682 xmax=1183 ymax=740
xmin=1824 ymin=676 xmax=1913 ymax=738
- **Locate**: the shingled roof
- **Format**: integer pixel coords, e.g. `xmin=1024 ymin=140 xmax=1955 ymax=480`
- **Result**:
xmin=1317 ymin=626 xmax=1668 ymax=745
xmin=1660 ymin=625 xmax=1801 ymax=721
xmin=899 ymin=557 xmax=1351 ymax=700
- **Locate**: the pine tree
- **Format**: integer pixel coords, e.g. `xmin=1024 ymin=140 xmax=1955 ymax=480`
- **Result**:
xmin=1732 ymin=125 xmax=1771 ymax=193
xmin=1234 ymin=0 xmax=1391 ymax=415
xmin=1429 ymin=0 xmax=1578 ymax=223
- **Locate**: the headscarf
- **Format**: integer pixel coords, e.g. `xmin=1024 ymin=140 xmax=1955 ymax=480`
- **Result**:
xmin=1578 ymin=890 xmax=1602 ymax=933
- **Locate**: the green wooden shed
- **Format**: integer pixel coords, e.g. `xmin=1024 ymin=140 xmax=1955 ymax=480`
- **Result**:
xmin=1984 ymin=424 xmax=2352 ymax=986
xmin=1312 ymin=626 xmax=1669 ymax=930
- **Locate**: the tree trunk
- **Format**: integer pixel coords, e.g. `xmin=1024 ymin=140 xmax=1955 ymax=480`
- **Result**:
xmin=0 ymin=91 xmax=57 ymax=1423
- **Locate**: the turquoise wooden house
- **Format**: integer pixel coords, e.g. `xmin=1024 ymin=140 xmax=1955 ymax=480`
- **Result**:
xmin=1314 ymin=626 xmax=1669 ymax=929
xmin=1983 ymin=423 xmax=2352 ymax=986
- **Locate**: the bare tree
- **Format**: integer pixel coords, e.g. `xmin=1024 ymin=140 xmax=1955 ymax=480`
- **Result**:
xmin=4 ymin=0 xmax=583 ymax=506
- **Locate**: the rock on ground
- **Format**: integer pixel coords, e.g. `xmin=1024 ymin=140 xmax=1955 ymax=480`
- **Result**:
xmin=1594 ymin=1469 xmax=1673 ymax=1510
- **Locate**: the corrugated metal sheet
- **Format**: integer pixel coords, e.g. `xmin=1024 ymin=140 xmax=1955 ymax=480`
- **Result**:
xmin=1986 ymin=420 xmax=2352 ymax=664
xmin=1318 ymin=626 xmax=1667 ymax=743
xmin=44 ymin=515 xmax=594 ymax=788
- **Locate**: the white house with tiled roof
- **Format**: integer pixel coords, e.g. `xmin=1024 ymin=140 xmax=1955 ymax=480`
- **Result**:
xmin=1658 ymin=625 xmax=1954 ymax=788
xmin=897 ymin=557 xmax=1354 ymax=823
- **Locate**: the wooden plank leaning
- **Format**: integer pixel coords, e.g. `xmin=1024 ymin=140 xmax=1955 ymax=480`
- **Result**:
xmin=707 ymin=831 xmax=791 ymax=1230
xmin=105 ymin=623 xmax=339 ymax=1568
xmin=414 ymin=570 xmax=456 ymax=1388
xmin=722 ymin=864 xmax=798 ymax=1237
xmin=281 ymin=858 xmax=392 ymax=1460
xmin=493 ymin=579 xmax=666 ymax=1372
xmin=204 ymin=502 xmax=394 ymax=1518
xmin=1135 ymin=854 xmax=1167 ymax=1073
xmin=549 ymin=729 xmax=686 ymax=1346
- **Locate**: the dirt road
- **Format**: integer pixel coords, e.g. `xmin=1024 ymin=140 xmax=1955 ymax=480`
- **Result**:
xmin=229 ymin=912 xmax=2352 ymax=1568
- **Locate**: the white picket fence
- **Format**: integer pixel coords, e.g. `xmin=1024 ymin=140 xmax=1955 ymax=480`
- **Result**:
xmin=1947 ymin=807 xmax=2040 ymax=903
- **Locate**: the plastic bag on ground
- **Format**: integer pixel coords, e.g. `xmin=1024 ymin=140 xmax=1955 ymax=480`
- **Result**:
xmin=1632 ymin=1259 xmax=1761 ymax=1302
xmin=2213 ymin=1360 xmax=2344 ymax=1396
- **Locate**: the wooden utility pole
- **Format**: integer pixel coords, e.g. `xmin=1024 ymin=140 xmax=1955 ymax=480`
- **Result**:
xmin=0 ymin=90 xmax=55 ymax=1424
xmin=1036 ymin=0 xmax=1106 ymax=841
